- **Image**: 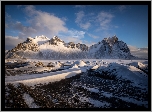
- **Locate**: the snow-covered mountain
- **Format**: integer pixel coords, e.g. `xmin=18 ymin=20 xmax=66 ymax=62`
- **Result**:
xmin=5 ymin=35 xmax=137 ymax=59
xmin=38 ymin=36 xmax=88 ymax=59
xmin=88 ymin=35 xmax=135 ymax=59
xmin=5 ymin=35 xmax=88 ymax=59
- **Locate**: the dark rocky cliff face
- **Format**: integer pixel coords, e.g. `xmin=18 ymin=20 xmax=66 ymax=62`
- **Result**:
xmin=89 ymin=35 xmax=135 ymax=59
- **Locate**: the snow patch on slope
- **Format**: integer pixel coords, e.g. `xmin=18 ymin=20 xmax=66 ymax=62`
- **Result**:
xmin=23 ymin=93 xmax=39 ymax=108
xmin=79 ymin=96 xmax=110 ymax=107
xmin=97 ymin=62 xmax=148 ymax=89
xmin=32 ymin=35 xmax=50 ymax=45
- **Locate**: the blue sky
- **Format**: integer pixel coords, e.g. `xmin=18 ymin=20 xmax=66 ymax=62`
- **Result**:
xmin=5 ymin=5 xmax=148 ymax=50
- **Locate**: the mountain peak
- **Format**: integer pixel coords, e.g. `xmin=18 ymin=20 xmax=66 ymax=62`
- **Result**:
xmin=103 ymin=35 xmax=118 ymax=46
xmin=53 ymin=35 xmax=57 ymax=39
xmin=89 ymin=35 xmax=134 ymax=59
xmin=52 ymin=36 xmax=62 ymax=40
xmin=35 ymin=35 xmax=50 ymax=40
xmin=50 ymin=36 xmax=64 ymax=44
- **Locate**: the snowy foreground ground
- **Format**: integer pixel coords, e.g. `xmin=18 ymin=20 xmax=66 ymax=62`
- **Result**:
xmin=5 ymin=59 xmax=148 ymax=108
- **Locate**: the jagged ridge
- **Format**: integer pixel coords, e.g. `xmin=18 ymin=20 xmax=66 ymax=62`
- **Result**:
xmin=5 ymin=35 xmax=136 ymax=59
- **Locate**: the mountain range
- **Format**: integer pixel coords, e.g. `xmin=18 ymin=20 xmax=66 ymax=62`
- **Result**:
xmin=5 ymin=35 xmax=137 ymax=59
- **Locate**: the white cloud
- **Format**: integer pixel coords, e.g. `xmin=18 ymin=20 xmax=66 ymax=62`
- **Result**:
xmin=12 ymin=21 xmax=37 ymax=38
xmin=5 ymin=36 xmax=25 ymax=50
xmin=58 ymin=29 xmax=85 ymax=43
xmin=75 ymin=11 xmax=84 ymax=23
xmin=128 ymin=45 xmax=148 ymax=59
xmin=89 ymin=12 xmax=95 ymax=16
xmin=62 ymin=37 xmax=94 ymax=46
xmin=75 ymin=5 xmax=86 ymax=8
xmin=97 ymin=11 xmax=114 ymax=30
xmin=75 ymin=11 xmax=91 ymax=30
xmin=94 ymin=31 xmax=114 ymax=40
xmin=24 ymin=5 xmax=36 ymax=16
xmin=75 ymin=10 xmax=116 ymax=32
xmin=114 ymin=25 xmax=119 ymax=28
xmin=25 ymin=5 xmax=68 ymax=37
xmin=6 ymin=5 xmax=68 ymax=39
xmin=118 ymin=5 xmax=127 ymax=12
xmin=83 ymin=40 xmax=96 ymax=47
xmin=59 ymin=29 xmax=85 ymax=38
xmin=17 ymin=5 xmax=22 ymax=8
xmin=19 ymin=32 xmax=26 ymax=36
xmin=117 ymin=5 xmax=131 ymax=13
xmin=128 ymin=45 xmax=139 ymax=51
xmin=5 ymin=12 xmax=12 ymax=24
xmin=80 ymin=22 xmax=91 ymax=30
xmin=87 ymin=33 xmax=99 ymax=39
xmin=58 ymin=29 xmax=97 ymax=46
xmin=63 ymin=37 xmax=83 ymax=44
xmin=61 ymin=17 xmax=68 ymax=22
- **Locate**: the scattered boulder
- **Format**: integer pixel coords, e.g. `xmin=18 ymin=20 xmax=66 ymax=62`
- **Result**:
xmin=35 ymin=61 xmax=44 ymax=67
xmin=47 ymin=62 xmax=55 ymax=67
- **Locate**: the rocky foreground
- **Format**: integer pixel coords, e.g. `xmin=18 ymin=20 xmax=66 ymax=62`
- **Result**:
xmin=5 ymin=71 xmax=148 ymax=108
xmin=4 ymin=59 xmax=149 ymax=109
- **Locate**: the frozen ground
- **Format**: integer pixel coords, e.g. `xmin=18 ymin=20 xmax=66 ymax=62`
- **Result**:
xmin=5 ymin=59 xmax=148 ymax=108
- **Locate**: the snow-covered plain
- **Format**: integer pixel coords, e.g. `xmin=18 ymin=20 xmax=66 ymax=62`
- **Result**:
xmin=5 ymin=59 xmax=148 ymax=108
xmin=6 ymin=59 xmax=148 ymax=86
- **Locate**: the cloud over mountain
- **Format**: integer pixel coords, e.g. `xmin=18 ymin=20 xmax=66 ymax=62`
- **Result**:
xmin=6 ymin=5 xmax=68 ymax=39
xmin=5 ymin=36 xmax=25 ymax=50
xmin=128 ymin=45 xmax=148 ymax=59
xmin=75 ymin=11 xmax=91 ymax=30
